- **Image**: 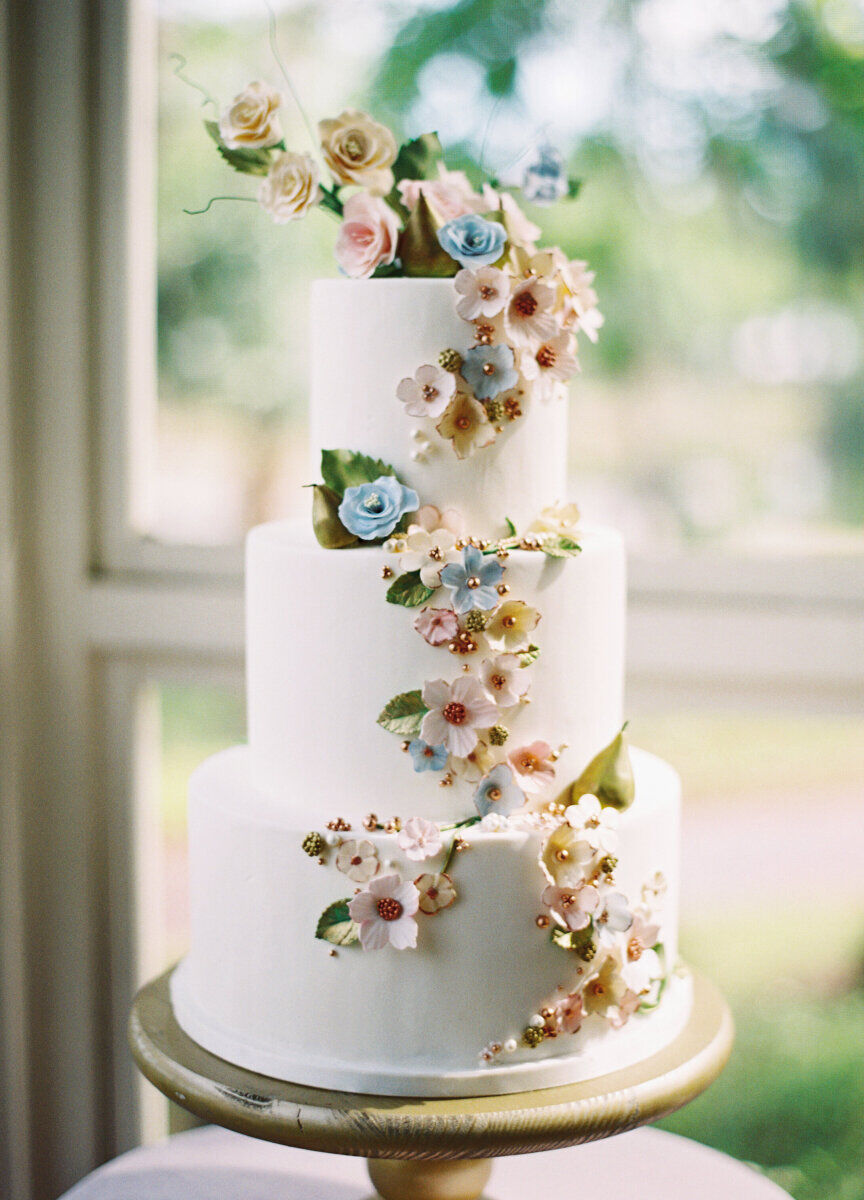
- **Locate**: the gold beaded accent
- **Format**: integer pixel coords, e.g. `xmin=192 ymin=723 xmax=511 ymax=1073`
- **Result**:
xmin=497 ymin=583 xmax=510 ymax=595
xmin=535 ymin=914 xmax=550 ymax=928
xmin=326 ymin=817 xmax=352 ymax=832
xmin=381 ymin=565 xmax=394 ymax=579
xmin=362 ymin=813 xmax=378 ymax=831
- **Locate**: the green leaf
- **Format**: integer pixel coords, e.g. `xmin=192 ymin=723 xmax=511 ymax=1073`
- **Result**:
xmin=518 ymin=644 xmax=540 ymax=667
xmin=377 ymin=689 xmax=428 ymax=736
xmin=567 ymin=176 xmax=582 ymax=200
xmin=550 ymin=925 xmax=595 ymax=957
xmin=398 ymin=192 xmax=459 ymax=278
xmin=204 ymin=120 xmax=274 ymax=176
xmin=311 ymin=484 xmax=358 ymax=549
xmin=541 ymin=536 xmax=582 ymax=559
xmin=315 ymin=900 xmax=360 ymax=946
xmin=386 ymin=571 xmax=435 ymax=607
xmin=391 ymin=132 xmax=444 ymax=187
xmin=320 ymin=449 xmax=399 ymax=496
xmin=504 ymin=516 xmax=518 ymax=537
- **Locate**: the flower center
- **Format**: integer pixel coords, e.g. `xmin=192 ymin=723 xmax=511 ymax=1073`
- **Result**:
xmin=589 ymin=981 xmax=605 ymax=997
xmin=442 ymin=701 xmax=468 ymax=725
xmin=455 ymin=414 xmax=471 ymax=430
xmin=376 ymin=897 xmax=403 ymax=922
xmin=363 ymin=492 xmax=384 ymax=513
xmin=423 ymin=746 xmax=435 ymax=758
xmin=482 ymin=362 xmax=496 ymax=376
xmin=422 ymin=384 xmax=438 ymax=401
xmin=536 ymin=345 xmax=556 ymax=369
xmin=520 ymin=755 xmax=537 ymax=772
xmin=428 ymin=546 xmax=443 ymax=560
xmin=479 ymin=284 xmax=496 ymax=299
xmin=555 ymin=848 xmax=569 ymax=862
xmin=487 ymin=786 xmax=502 ymax=803
xmin=343 ymin=132 xmax=366 ymax=161
xmin=514 ymin=291 xmax=538 ymax=317
xmin=466 ymin=575 xmax=481 ymax=589
xmin=427 ymin=887 xmax=439 ymax=899
xmin=351 ymin=855 xmax=362 ymax=866
xmin=502 ymin=615 xmax=517 ymax=628
xmin=490 ymin=673 xmax=506 ymax=690
xmin=560 ymin=892 xmax=575 ymax=908
xmin=627 ymin=936 xmax=644 ymax=961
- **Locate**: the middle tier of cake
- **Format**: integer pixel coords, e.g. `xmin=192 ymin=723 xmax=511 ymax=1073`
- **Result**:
xmin=247 ymin=521 xmax=626 ymax=821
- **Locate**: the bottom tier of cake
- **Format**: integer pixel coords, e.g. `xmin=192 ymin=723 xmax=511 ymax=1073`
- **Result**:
xmin=172 ymin=745 xmax=690 ymax=1097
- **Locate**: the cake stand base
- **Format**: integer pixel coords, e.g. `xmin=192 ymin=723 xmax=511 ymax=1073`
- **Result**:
xmin=129 ymin=966 xmax=732 ymax=1200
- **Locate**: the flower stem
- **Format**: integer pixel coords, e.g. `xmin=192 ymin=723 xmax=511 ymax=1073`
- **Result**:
xmin=183 ymin=196 xmax=259 ymax=216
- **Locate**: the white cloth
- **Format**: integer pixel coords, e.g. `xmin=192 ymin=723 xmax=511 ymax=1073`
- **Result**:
xmin=60 ymin=1123 xmax=791 ymax=1199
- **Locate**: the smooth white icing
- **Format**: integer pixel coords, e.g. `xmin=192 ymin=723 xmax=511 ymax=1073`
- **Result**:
xmin=310 ymin=279 xmax=568 ymax=539
xmin=173 ymin=745 xmax=686 ymax=1098
xmin=246 ymin=520 xmax=626 ymax=821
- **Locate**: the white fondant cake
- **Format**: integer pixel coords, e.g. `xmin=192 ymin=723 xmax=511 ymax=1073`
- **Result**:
xmin=174 ymin=226 xmax=691 ymax=1092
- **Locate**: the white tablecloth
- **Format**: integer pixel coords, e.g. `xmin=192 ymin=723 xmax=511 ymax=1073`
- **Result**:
xmin=61 ymin=1123 xmax=791 ymax=1199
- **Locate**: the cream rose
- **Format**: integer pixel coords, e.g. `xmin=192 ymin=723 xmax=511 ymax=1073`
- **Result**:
xmin=334 ymin=193 xmax=400 ymax=279
xmin=257 ymin=152 xmax=320 ymax=223
xmin=219 ymin=81 xmax=282 ymax=149
xmin=319 ymin=109 xmax=397 ymax=195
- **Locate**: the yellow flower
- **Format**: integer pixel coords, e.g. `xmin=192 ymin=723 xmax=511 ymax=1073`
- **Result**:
xmin=582 ymin=951 xmax=628 ymax=1017
xmin=436 ymin=393 xmax=495 ymax=459
xmin=540 ymin=822 xmax=596 ymax=887
xmin=219 ymin=81 xmax=282 ymax=149
xmin=257 ymin=152 xmax=320 ymax=223
xmin=318 ymin=109 xmax=397 ymax=195
xmin=528 ymin=502 xmax=581 ymax=539
xmin=485 ymin=600 xmax=540 ymax=652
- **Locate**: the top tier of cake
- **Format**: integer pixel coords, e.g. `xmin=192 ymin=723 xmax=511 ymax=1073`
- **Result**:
xmin=309 ymin=279 xmax=568 ymax=538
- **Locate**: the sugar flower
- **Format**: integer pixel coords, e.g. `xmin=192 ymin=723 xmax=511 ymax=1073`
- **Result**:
xmin=436 ymin=393 xmax=495 ymax=458
xmin=454 ymin=266 xmax=509 ymax=321
xmin=542 ymin=882 xmax=599 ymax=932
xmin=566 ymin=794 xmax=620 ymax=857
xmin=257 ymin=151 xmax=320 ymax=223
xmin=335 ymin=193 xmax=400 ymax=279
xmin=421 ymin=676 xmax=498 ymax=757
xmin=594 ymin=889 xmax=633 ymax=938
xmin=335 ymin=838 xmax=379 ymax=883
xmin=481 ymin=653 xmax=529 ymax=708
xmin=398 ymin=816 xmax=443 ymax=861
xmin=219 ymin=81 xmax=282 ymax=149
xmin=413 ymin=505 xmax=465 ymax=537
xmin=528 ymin=502 xmax=581 ymax=539
xmin=318 ymin=109 xmax=397 ymax=195
xmin=508 ymin=740 xmax=556 ymax=795
xmin=521 ymin=142 xmax=568 ymax=206
xmin=348 ymin=873 xmax=419 ymax=951
xmin=460 ymin=344 xmax=519 ymax=401
xmin=479 ymin=812 xmax=511 ymax=832
xmin=485 ymin=600 xmax=541 ymax=652
xmin=437 ymin=213 xmax=507 ymax=269
xmin=552 ymin=990 xmax=584 ymax=1035
xmin=440 ymin=545 xmax=503 ymax=613
xmin=450 ymin=738 xmax=497 ymax=784
xmin=408 ymin=738 xmax=449 ymax=773
xmin=399 ymin=523 xmax=462 ymax=587
xmin=398 ymin=166 xmax=485 ymax=222
xmin=541 ymin=822 xmax=596 ymax=887
xmin=504 ymin=276 xmax=557 ymax=348
xmin=560 ymin=259 xmax=604 ymax=343
xmin=483 ymin=188 xmax=542 ymax=247
xmin=608 ymin=989 xmax=642 ymax=1029
xmin=474 ymin=763 xmax=525 ymax=817
xmin=622 ymin=910 xmax=661 ymax=994
xmin=414 ymin=607 xmax=459 ymax=647
xmin=338 ymin=476 xmax=418 ymax=540
xmin=642 ymin=872 xmax=668 ymax=907
xmin=582 ymin=951 xmax=629 ymax=1017
xmin=521 ymin=332 xmax=579 ymax=400
xmin=414 ymin=871 xmax=457 ymax=914
xmin=396 ymin=363 xmax=456 ymax=419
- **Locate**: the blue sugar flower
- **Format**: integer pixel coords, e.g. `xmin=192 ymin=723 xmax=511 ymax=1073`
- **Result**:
xmin=521 ymin=143 xmax=568 ymax=206
xmin=437 ymin=213 xmax=507 ymax=269
xmin=338 ymin=476 xmax=419 ymax=540
xmin=474 ymin=764 xmax=525 ymax=817
xmin=439 ymin=544 xmax=503 ymax=614
xmin=408 ymin=739 xmax=449 ymax=773
xmin=460 ymin=343 xmax=518 ymax=401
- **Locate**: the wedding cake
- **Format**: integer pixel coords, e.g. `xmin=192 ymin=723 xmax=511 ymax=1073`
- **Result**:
xmin=170 ymin=96 xmax=691 ymax=1096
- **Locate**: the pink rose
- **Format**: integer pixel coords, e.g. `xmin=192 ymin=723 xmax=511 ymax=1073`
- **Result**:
xmin=334 ymin=193 xmax=400 ymax=279
xmin=398 ymin=167 xmax=485 ymax=222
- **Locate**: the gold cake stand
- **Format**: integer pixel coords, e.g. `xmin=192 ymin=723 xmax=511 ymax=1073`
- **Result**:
xmin=129 ymin=966 xmax=732 ymax=1200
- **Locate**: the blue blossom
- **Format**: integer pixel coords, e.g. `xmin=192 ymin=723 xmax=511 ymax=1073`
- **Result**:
xmin=440 ymin=545 xmax=503 ymax=613
xmin=521 ymin=143 xmax=568 ymax=206
xmin=474 ymin=764 xmax=525 ymax=817
xmin=437 ymin=213 xmax=507 ymax=269
xmin=408 ymin=739 xmax=449 ymax=773
xmin=338 ymin=476 xmax=419 ymax=540
xmin=460 ymin=343 xmax=518 ymax=401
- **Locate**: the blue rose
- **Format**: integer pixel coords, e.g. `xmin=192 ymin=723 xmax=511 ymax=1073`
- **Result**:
xmin=460 ymin=343 xmax=518 ymax=401
xmin=437 ymin=214 xmax=507 ymax=269
xmin=338 ymin=476 xmax=419 ymax=540
xmin=521 ymin=143 xmax=567 ymax=206
xmin=408 ymin=739 xmax=449 ymax=773
xmin=474 ymin=764 xmax=525 ymax=817
xmin=440 ymin=544 xmax=503 ymax=613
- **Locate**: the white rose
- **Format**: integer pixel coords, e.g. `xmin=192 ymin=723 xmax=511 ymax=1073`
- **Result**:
xmin=318 ymin=109 xmax=397 ymax=195
xmin=257 ymin=152 xmax=320 ymax=223
xmin=219 ymin=81 xmax=282 ymax=149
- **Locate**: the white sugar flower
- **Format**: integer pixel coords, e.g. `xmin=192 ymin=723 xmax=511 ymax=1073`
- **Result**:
xmin=480 ymin=653 xmax=529 ymax=708
xmin=528 ymin=502 xmax=581 ymax=539
xmin=454 ymin=266 xmax=509 ymax=321
xmin=520 ymin=331 xmax=579 ymax=401
xmin=399 ymin=524 xmax=461 ymax=588
xmin=219 ymin=81 xmax=282 ymax=149
xmin=594 ymin=888 xmax=633 ymax=940
xmin=436 ymin=393 xmax=495 ymax=459
xmin=414 ymin=871 xmax=457 ymax=914
xmin=541 ymin=882 xmax=600 ymax=932
xmin=335 ymin=838 xmax=379 ymax=883
xmin=540 ymin=822 xmax=596 ymax=887
xmin=479 ymin=812 xmax=511 ymax=832
xmin=485 ymin=601 xmax=541 ymax=653
xmin=396 ymin=364 xmax=455 ymax=419
xmin=420 ymin=676 xmax=498 ymax=758
xmin=504 ymin=276 xmax=557 ymax=348
xmin=450 ymin=738 xmax=497 ymax=784
xmin=257 ymin=152 xmax=320 ymax=223
xmin=582 ymin=949 xmax=629 ymax=1017
xmin=560 ymin=259 xmax=604 ymax=344
xmin=566 ymin=794 xmax=620 ymax=857
xmin=348 ymin=874 xmax=419 ymax=951
xmin=397 ymin=816 xmax=443 ymax=862
xmin=622 ymin=936 xmax=662 ymax=994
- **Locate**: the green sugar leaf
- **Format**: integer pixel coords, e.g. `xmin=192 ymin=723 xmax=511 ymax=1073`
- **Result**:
xmin=320 ymin=449 xmax=399 ymax=496
xmin=386 ymin=570 xmax=435 ymax=607
xmin=204 ymin=120 xmax=274 ymax=176
xmin=315 ymin=900 xmax=360 ymax=946
xmin=377 ymin=689 xmax=428 ymax=736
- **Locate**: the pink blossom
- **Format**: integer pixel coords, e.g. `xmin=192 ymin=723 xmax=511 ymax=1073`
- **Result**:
xmin=552 ymin=991 xmax=584 ymax=1035
xmin=397 ymin=167 xmax=485 ymax=222
xmin=421 ymin=676 xmax=499 ymax=757
xmin=508 ymin=740 xmax=556 ymax=795
xmin=334 ymin=193 xmax=399 ymax=279
xmin=414 ymin=607 xmax=459 ymax=646
xmin=348 ymin=873 xmax=419 ymax=951
xmin=541 ymin=882 xmax=599 ymax=932
xmin=414 ymin=505 xmax=465 ymax=537
xmin=397 ymin=816 xmax=443 ymax=862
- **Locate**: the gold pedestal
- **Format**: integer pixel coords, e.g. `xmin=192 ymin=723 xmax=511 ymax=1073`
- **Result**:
xmin=129 ymin=966 xmax=732 ymax=1200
